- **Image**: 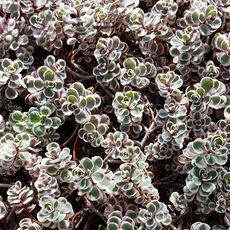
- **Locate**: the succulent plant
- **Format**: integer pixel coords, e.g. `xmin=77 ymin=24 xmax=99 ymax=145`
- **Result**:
xmin=220 ymin=173 xmax=230 ymax=195
xmin=114 ymin=163 xmax=158 ymax=204
xmin=29 ymin=10 xmax=63 ymax=51
xmin=183 ymin=166 xmax=218 ymax=208
xmin=116 ymin=146 xmax=146 ymax=163
xmin=34 ymin=171 xmax=61 ymax=198
xmin=93 ymin=36 xmax=128 ymax=83
xmin=0 ymin=58 xmax=24 ymax=99
xmin=107 ymin=0 xmax=139 ymax=16
xmin=9 ymin=105 xmax=62 ymax=138
xmin=72 ymin=156 xmax=118 ymax=202
xmin=90 ymin=0 xmax=140 ymax=37
xmin=37 ymin=195 xmax=73 ymax=229
xmin=19 ymin=0 xmax=48 ymax=14
xmin=28 ymin=106 xmax=62 ymax=136
xmin=94 ymin=36 xmax=127 ymax=64
xmin=0 ymin=133 xmax=35 ymax=175
xmin=155 ymin=71 xmax=183 ymax=98
xmin=0 ymin=17 xmax=16 ymax=57
xmin=127 ymin=7 xmax=173 ymax=42
xmin=145 ymin=139 xmax=173 ymax=160
xmin=0 ymin=1 xmax=20 ymax=18
xmin=178 ymin=3 xmax=221 ymax=36
xmin=187 ymin=111 xmax=213 ymax=137
xmin=61 ymin=82 xmax=101 ymax=124
xmin=152 ymin=0 xmax=178 ymax=19
xmin=181 ymin=134 xmax=228 ymax=169
xmin=120 ymin=57 xmax=156 ymax=88
xmin=0 ymin=0 xmax=230 ymax=228
xmin=0 ymin=115 xmax=5 ymax=133
xmin=24 ymin=66 xmax=65 ymax=105
xmin=163 ymin=118 xmax=188 ymax=148
xmin=156 ymin=97 xmax=187 ymax=124
xmin=198 ymin=60 xmax=221 ymax=79
xmin=107 ymin=209 xmax=137 ymax=230
xmin=144 ymin=115 xmax=189 ymax=161
xmin=224 ymin=105 xmax=230 ymax=119
xmin=186 ymin=77 xmax=227 ymax=111
xmin=104 ymin=199 xmax=138 ymax=219
xmin=139 ymin=38 xmax=167 ymax=57
xmin=0 ymin=16 xmax=29 ymax=57
xmin=16 ymin=46 xmax=34 ymax=70
xmin=62 ymin=0 xmax=96 ymax=41
xmin=43 ymin=55 xmax=67 ymax=80
xmin=0 ymin=196 xmax=7 ymax=220
xmin=7 ymin=181 xmax=33 ymax=208
xmin=112 ymin=91 xmax=144 ymax=132
xmin=213 ymin=33 xmax=230 ymax=67
xmin=170 ymin=26 xmax=205 ymax=65
xmin=148 ymin=71 xmax=189 ymax=160
xmin=41 ymin=142 xmax=76 ymax=183
xmin=25 ymin=154 xmax=42 ymax=178
xmin=102 ymin=131 xmax=134 ymax=159
xmin=190 ymin=222 xmax=211 ymax=230
xmin=17 ymin=218 xmax=41 ymax=230
xmin=215 ymin=194 xmax=228 ymax=214
xmin=137 ymin=201 xmax=172 ymax=230
xmin=169 ymin=192 xmax=188 ymax=212
xmin=215 ymin=0 xmax=230 ymax=13
xmin=79 ymin=114 xmax=110 ymax=147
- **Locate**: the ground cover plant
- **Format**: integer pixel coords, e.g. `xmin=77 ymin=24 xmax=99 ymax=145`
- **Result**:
xmin=0 ymin=0 xmax=230 ymax=229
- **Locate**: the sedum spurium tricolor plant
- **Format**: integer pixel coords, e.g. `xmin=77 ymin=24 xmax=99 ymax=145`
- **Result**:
xmin=0 ymin=0 xmax=230 ymax=229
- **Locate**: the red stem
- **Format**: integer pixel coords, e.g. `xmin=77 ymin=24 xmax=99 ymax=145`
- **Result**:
xmin=61 ymin=124 xmax=79 ymax=148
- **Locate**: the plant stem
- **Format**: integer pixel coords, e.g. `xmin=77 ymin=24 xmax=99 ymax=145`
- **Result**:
xmin=99 ymin=84 xmax=114 ymax=98
xmin=83 ymin=215 xmax=94 ymax=230
xmin=140 ymin=106 xmax=157 ymax=149
xmin=72 ymin=62 xmax=91 ymax=75
xmin=89 ymin=204 xmax=106 ymax=223
xmin=82 ymin=196 xmax=106 ymax=224
xmin=79 ymin=76 xmax=95 ymax=82
xmin=103 ymin=152 xmax=113 ymax=163
xmin=108 ymin=159 xmax=123 ymax=164
xmin=140 ymin=122 xmax=157 ymax=149
xmin=169 ymin=224 xmax=178 ymax=230
xmin=66 ymin=66 xmax=94 ymax=80
xmin=61 ymin=124 xmax=79 ymax=148
xmin=72 ymin=135 xmax=80 ymax=161
xmin=0 ymin=183 xmax=12 ymax=188
xmin=75 ymin=215 xmax=84 ymax=229
xmin=6 ymin=207 xmax=16 ymax=222
xmin=154 ymin=173 xmax=177 ymax=183
xmin=153 ymin=181 xmax=184 ymax=188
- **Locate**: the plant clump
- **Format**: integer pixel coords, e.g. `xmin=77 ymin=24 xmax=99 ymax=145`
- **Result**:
xmin=0 ymin=0 xmax=230 ymax=229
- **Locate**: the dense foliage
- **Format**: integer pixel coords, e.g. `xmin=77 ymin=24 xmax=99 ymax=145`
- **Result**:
xmin=0 ymin=0 xmax=230 ymax=229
